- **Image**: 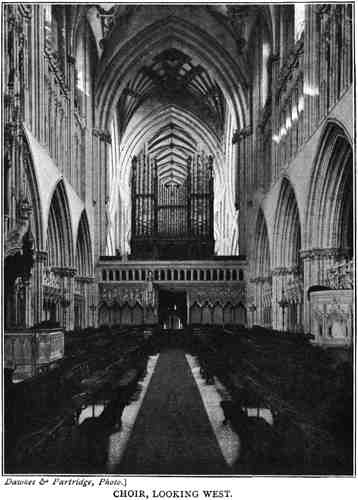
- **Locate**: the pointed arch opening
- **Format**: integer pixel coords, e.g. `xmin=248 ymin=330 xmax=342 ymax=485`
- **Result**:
xmin=274 ymin=178 xmax=302 ymax=272
xmin=75 ymin=211 xmax=93 ymax=277
xmin=44 ymin=181 xmax=74 ymax=327
xmin=46 ymin=181 xmax=74 ymax=268
xmin=273 ymin=178 xmax=303 ymax=332
xmin=74 ymin=210 xmax=94 ymax=329
xmin=254 ymin=209 xmax=271 ymax=279
xmin=253 ymin=209 xmax=272 ymax=328
xmin=306 ymin=122 xmax=353 ymax=258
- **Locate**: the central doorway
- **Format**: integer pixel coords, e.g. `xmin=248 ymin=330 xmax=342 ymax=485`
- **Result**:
xmin=158 ymin=289 xmax=187 ymax=330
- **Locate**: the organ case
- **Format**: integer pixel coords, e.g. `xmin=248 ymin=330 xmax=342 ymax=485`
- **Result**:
xmin=130 ymin=151 xmax=214 ymax=259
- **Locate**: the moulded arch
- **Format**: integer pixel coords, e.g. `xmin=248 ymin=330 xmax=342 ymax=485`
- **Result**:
xmin=254 ymin=208 xmax=271 ymax=277
xmin=305 ymin=121 xmax=353 ymax=252
xmin=121 ymin=303 xmax=132 ymax=325
xmin=22 ymin=133 xmax=44 ymax=251
xmin=190 ymin=302 xmax=202 ymax=324
xmin=233 ymin=302 xmax=246 ymax=325
xmin=46 ymin=180 xmax=74 ymax=268
xmin=96 ymin=15 xmax=249 ymax=131
xmin=132 ymin=303 xmax=144 ymax=324
xmin=213 ymin=302 xmax=224 ymax=324
xmin=223 ymin=302 xmax=234 ymax=324
xmin=119 ymin=105 xmax=224 ymax=190
xmin=75 ymin=210 xmax=93 ymax=277
xmin=23 ymin=124 xmax=85 ymax=251
xmin=202 ymin=302 xmax=212 ymax=324
xmin=273 ymin=177 xmax=302 ymax=269
xmin=23 ymin=125 xmax=62 ymax=245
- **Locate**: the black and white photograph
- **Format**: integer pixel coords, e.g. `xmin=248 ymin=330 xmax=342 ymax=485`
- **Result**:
xmin=1 ymin=0 xmax=355 ymax=484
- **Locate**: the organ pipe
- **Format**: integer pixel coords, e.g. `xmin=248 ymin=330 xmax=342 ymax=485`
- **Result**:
xmin=131 ymin=149 xmax=214 ymax=256
xmin=131 ymin=153 xmax=213 ymax=237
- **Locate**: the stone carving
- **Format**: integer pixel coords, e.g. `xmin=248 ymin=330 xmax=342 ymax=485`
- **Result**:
xmin=225 ymin=6 xmax=251 ymax=53
xmin=189 ymin=285 xmax=246 ymax=306
xmin=44 ymin=49 xmax=69 ymax=97
xmin=326 ymin=260 xmax=353 ymax=290
xmin=43 ymin=268 xmax=61 ymax=289
xmin=232 ymin=126 xmax=252 ymax=144
xmin=51 ymin=266 xmax=77 ymax=278
xmin=286 ymin=276 xmax=304 ymax=303
xmin=92 ymin=128 xmax=112 ymax=143
xmin=310 ymin=289 xmax=352 ymax=345
xmin=262 ymin=280 xmax=272 ymax=298
xmin=300 ymin=247 xmax=346 ymax=260
xmin=100 ymin=283 xmax=157 ymax=308
xmin=4 ymin=198 xmax=32 ymax=258
xmin=97 ymin=5 xmax=135 ymax=40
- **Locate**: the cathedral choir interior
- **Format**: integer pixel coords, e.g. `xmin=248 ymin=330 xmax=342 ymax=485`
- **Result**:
xmin=3 ymin=3 xmax=354 ymax=475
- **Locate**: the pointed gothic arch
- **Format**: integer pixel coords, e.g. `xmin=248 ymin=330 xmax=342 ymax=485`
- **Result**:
xmin=46 ymin=180 xmax=74 ymax=268
xmin=305 ymin=121 xmax=353 ymax=256
xmin=213 ymin=301 xmax=224 ymax=324
xmin=253 ymin=208 xmax=272 ymax=328
xmin=22 ymin=134 xmax=43 ymax=252
xmin=254 ymin=209 xmax=271 ymax=278
xmin=190 ymin=302 xmax=202 ymax=324
xmin=273 ymin=178 xmax=302 ymax=270
xmin=96 ymin=15 xmax=249 ymax=131
xmin=75 ymin=210 xmax=93 ymax=277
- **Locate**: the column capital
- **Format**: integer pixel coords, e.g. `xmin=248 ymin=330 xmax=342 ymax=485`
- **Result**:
xmin=92 ymin=128 xmax=111 ymax=143
xmin=232 ymin=126 xmax=252 ymax=144
xmin=36 ymin=250 xmax=47 ymax=263
xmin=252 ymin=275 xmax=272 ymax=284
xmin=300 ymin=247 xmax=342 ymax=260
xmin=272 ymin=267 xmax=290 ymax=276
xmin=75 ymin=275 xmax=95 ymax=284
xmin=51 ymin=266 xmax=77 ymax=277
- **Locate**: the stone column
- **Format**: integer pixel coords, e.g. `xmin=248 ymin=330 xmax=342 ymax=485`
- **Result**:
xmin=92 ymin=128 xmax=112 ymax=259
xmin=271 ymin=267 xmax=291 ymax=331
xmin=75 ymin=275 xmax=94 ymax=329
xmin=55 ymin=266 xmax=76 ymax=331
xmin=84 ymin=277 xmax=95 ymax=329
xmin=259 ymin=278 xmax=266 ymax=326
xmin=24 ymin=278 xmax=32 ymax=327
xmin=251 ymin=278 xmax=260 ymax=326
xmin=32 ymin=250 xmax=47 ymax=325
xmin=232 ymin=128 xmax=252 ymax=256
xmin=88 ymin=280 xmax=99 ymax=328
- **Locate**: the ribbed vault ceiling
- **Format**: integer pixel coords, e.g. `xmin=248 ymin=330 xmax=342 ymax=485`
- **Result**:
xmin=118 ymin=105 xmax=223 ymax=201
xmin=117 ymin=48 xmax=226 ymax=138
xmin=147 ymin=122 xmax=197 ymax=185
xmin=90 ymin=4 xmax=274 ymax=255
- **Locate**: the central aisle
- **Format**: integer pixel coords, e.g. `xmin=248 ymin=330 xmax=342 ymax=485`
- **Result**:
xmin=118 ymin=348 xmax=229 ymax=474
